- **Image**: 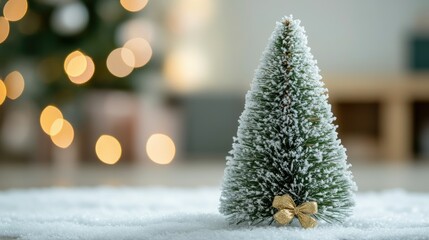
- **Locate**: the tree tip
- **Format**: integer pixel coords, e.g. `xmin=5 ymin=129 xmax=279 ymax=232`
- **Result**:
xmin=282 ymin=15 xmax=294 ymax=26
xmin=283 ymin=19 xmax=291 ymax=26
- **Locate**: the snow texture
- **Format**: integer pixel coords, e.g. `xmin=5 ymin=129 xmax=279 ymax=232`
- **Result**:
xmin=220 ymin=15 xmax=356 ymax=225
xmin=0 ymin=187 xmax=428 ymax=240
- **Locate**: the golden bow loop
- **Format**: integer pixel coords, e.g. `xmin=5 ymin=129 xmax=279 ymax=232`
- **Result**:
xmin=272 ymin=194 xmax=318 ymax=229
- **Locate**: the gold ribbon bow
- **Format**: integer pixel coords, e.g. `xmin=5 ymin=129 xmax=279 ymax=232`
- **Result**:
xmin=272 ymin=194 xmax=318 ymax=229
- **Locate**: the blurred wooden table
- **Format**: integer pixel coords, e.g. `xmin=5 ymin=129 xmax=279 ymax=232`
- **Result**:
xmin=325 ymin=73 xmax=429 ymax=162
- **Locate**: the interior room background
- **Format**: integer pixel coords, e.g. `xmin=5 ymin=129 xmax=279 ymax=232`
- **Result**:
xmin=1 ymin=0 xmax=429 ymax=190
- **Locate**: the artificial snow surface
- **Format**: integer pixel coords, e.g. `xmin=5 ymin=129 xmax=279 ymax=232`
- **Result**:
xmin=0 ymin=188 xmax=429 ymax=240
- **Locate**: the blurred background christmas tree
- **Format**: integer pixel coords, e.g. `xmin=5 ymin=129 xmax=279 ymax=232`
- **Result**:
xmin=0 ymin=0 xmax=159 ymax=105
xmin=0 ymin=0 xmax=164 ymax=164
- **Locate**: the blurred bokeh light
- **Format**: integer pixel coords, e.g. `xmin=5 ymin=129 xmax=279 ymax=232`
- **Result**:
xmin=120 ymin=0 xmax=148 ymax=12
xmin=3 ymin=0 xmax=28 ymax=22
xmin=64 ymin=51 xmax=88 ymax=78
xmin=146 ymin=134 xmax=176 ymax=165
xmin=106 ymin=48 xmax=135 ymax=77
xmin=163 ymin=47 xmax=208 ymax=93
xmin=124 ymin=38 xmax=152 ymax=68
xmin=0 ymin=80 xmax=6 ymax=105
xmin=4 ymin=71 xmax=25 ymax=100
xmin=40 ymin=106 xmax=63 ymax=136
xmin=0 ymin=17 xmax=9 ymax=44
xmin=50 ymin=119 xmax=74 ymax=149
xmin=68 ymin=56 xmax=95 ymax=85
xmin=95 ymin=135 xmax=122 ymax=165
xmin=50 ymin=1 xmax=89 ymax=36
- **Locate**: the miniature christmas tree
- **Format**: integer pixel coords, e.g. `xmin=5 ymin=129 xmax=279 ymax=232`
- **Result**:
xmin=219 ymin=16 xmax=357 ymax=227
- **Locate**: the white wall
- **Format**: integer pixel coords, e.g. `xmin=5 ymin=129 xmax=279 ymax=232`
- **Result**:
xmin=205 ymin=0 xmax=429 ymax=90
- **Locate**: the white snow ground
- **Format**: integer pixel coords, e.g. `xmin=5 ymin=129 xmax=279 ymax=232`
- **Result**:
xmin=0 ymin=188 xmax=428 ymax=240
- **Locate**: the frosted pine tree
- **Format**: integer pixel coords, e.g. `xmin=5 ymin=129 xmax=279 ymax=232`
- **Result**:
xmin=219 ymin=16 xmax=357 ymax=226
